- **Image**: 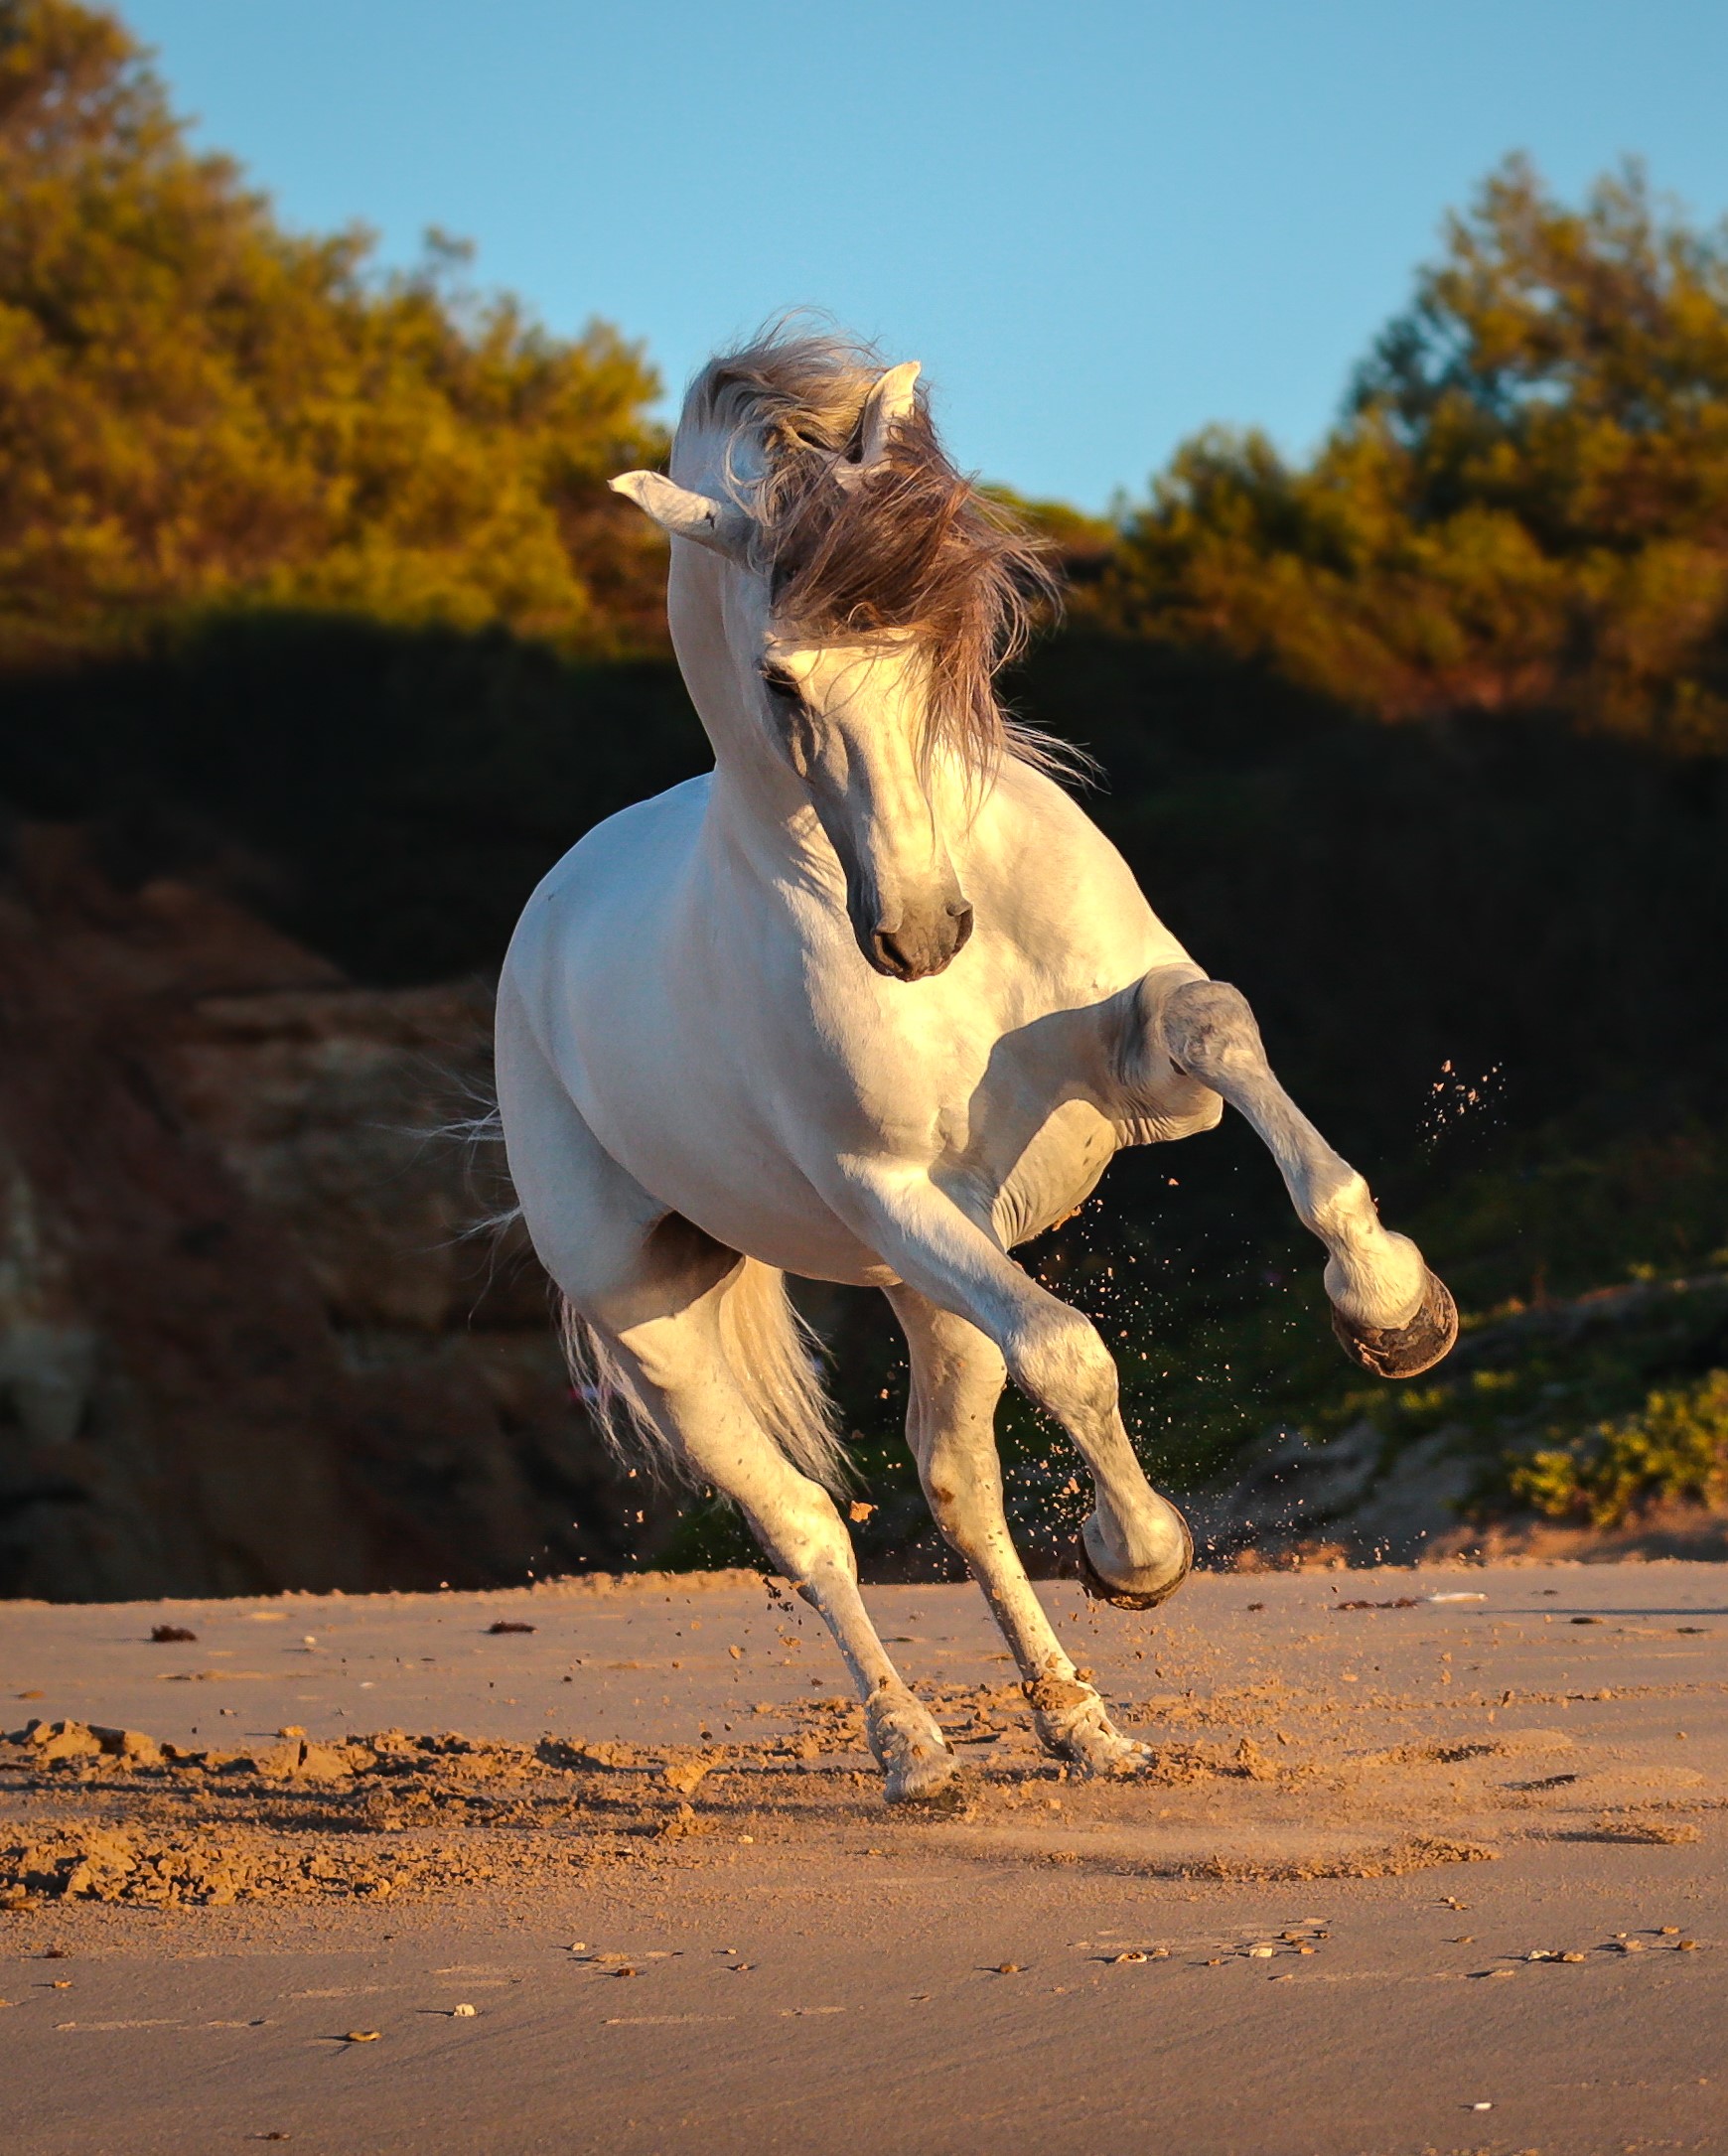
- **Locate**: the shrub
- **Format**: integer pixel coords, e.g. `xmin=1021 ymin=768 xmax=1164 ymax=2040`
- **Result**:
xmin=1509 ymin=1368 xmax=1728 ymax=1525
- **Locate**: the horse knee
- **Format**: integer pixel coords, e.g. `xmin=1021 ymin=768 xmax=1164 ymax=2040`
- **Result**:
xmin=923 ymin=1472 xmax=997 ymax=1562
xmin=1161 ymin=978 xmax=1265 ymax=1084
xmin=1009 ymin=1307 xmax=1117 ymax=1425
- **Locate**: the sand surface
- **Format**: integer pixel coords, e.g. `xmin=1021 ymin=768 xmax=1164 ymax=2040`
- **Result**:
xmin=3 ymin=1560 xmax=1725 ymax=2155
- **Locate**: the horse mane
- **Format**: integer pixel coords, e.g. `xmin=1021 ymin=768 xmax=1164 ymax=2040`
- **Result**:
xmin=682 ymin=326 xmax=1068 ymax=780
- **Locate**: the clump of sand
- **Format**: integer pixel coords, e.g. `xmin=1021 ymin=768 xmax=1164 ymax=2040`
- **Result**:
xmin=3 ymin=1687 xmax=1706 ymax=1915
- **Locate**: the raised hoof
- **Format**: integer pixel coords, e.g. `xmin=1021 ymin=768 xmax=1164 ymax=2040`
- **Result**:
xmin=1075 ymin=1509 xmax=1194 ymax=1614
xmin=1332 ymin=1269 xmax=1458 ymax=1379
xmin=866 ymin=1687 xmax=957 ymax=1805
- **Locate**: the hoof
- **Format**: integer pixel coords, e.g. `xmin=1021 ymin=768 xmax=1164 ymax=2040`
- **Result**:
xmin=1025 ymin=1671 xmax=1150 ymax=1779
xmin=884 ymin=1751 xmax=961 ymax=1804
xmin=1076 ymin=1509 xmax=1193 ymax=1613
xmin=1332 ymin=1269 xmax=1458 ymax=1379
xmin=866 ymin=1685 xmax=957 ymax=1805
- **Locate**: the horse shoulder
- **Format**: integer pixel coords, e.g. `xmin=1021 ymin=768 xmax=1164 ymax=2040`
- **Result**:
xmin=975 ymin=761 xmax=1191 ymax=974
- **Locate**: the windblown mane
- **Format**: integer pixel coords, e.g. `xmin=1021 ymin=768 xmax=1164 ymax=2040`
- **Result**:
xmin=682 ymin=328 xmax=1065 ymax=778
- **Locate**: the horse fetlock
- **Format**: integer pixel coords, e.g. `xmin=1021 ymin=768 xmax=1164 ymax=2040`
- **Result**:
xmin=866 ymin=1681 xmax=956 ymax=1804
xmin=1322 ymin=1225 xmax=1427 ymax=1332
xmin=1024 ymin=1671 xmax=1149 ymax=1779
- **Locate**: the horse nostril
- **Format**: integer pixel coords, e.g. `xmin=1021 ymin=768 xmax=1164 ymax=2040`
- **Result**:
xmin=947 ymin=901 xmax=974 ymax=952
xmin=872 ymin=929 xmax=916 ymax=978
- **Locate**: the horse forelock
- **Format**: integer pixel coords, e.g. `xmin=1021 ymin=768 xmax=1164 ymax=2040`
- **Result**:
xmin=680 ymin=327 xmax=1066 ymax=780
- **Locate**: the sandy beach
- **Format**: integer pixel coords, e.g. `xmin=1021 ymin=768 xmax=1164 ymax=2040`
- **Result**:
xmin=3 ymin=1560 xmax=1724 ymax=2155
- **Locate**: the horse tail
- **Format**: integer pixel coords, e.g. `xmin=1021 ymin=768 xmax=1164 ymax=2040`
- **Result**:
xmin=556 ymin=1297 xmax=660 ymax=1473
xmin=557 ymin=1258 xmax=847 ymax=1498
xmin=717 ymin=1258 xmax=848 ymax=1495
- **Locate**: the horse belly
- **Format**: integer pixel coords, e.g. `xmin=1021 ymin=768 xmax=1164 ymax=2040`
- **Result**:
xmin=628 ymin=1133 xmax=895 ymax=1285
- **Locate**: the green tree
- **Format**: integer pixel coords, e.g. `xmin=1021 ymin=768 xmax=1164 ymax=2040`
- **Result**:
xmin=0 ymin=0 xmax=667 ymax=660
xmin=1096 ymin=158 xmax=1728 ymax=748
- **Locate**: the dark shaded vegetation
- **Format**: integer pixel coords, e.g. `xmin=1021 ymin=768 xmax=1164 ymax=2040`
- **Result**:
xmin=1 ymin=614 xmax=705 ymax=981
xmin=3 ymin=1 xmax=1727 ymax=1573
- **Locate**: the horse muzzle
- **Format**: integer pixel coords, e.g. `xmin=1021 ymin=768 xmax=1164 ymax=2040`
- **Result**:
xmin=859 ymin=898 xmax=974 ymax=981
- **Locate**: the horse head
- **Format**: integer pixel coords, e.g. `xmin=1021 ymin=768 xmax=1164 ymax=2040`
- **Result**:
xmin=609 ymin=337 xmax=1058 ymax=983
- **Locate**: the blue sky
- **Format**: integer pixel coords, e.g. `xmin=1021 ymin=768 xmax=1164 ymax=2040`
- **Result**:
xmin=122 ymin=0 xmax=1728 ymax=509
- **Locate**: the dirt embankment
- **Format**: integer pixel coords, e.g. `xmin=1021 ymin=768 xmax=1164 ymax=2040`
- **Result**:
xmin=0 ymin=828 xmax=636 ymax=1599
xmin=1196 ymin=1273 xmax=1728 ymax=1567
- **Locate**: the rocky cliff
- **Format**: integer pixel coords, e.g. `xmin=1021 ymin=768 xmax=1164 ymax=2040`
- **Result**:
xmin=0 ymin=827 xmax=641 ymax=1599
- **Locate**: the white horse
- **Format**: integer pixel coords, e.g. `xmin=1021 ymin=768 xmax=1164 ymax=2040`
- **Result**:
xmin=498 ymin=332 xmax=1455 ymax=1801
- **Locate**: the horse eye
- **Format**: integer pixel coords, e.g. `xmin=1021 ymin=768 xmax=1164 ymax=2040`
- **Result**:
xmin=762 ymin=669 xmax=801 ymax=704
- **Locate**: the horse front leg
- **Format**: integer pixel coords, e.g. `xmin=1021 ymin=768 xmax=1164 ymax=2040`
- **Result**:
xmin=838 ymin=1172 xmax=1191 ymax=1614
xmin=1135 ymin=972 xmax=1459 ymax=1375
xmin=887 ymin=1285 xmax=1150 ymax=1776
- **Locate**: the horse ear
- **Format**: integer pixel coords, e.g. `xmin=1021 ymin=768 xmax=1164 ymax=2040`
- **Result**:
xmin=609 ymin=471 xmax=749 ymax=557
xmin=856 ymin=361 xmax=922 ymax=470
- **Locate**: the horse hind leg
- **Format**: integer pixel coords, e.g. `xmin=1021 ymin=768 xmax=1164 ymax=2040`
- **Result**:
xmin=888 ymin=1286 xmax=1149 ymax=1780
xmin=497 ymin=1009 xmax=952 ymax=1802
xmin=581 ymin=1265 xmax=954 ymax=1804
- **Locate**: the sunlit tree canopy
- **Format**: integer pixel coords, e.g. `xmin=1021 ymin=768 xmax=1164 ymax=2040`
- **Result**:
xmin=6 ymin=4 xmax=1728 ymax=751
xmin=1095 ymin=157 xmax=1728 ymax=749
xmin=0 ymin=0 xmax=668 ymax=659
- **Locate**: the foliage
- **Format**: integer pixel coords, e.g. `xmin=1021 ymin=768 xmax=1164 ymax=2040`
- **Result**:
xmin=0 ymin=0 xmax=667 ymax=660
xmin=1508 ymin=1367 xmax=1728 ymax=1526
xmin=1094 ymin=158 xmax=1728 ymax=749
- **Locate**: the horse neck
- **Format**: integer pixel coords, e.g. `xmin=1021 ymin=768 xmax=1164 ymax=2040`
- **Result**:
xmin=663 ymin=593 xmax=827 ymax=889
